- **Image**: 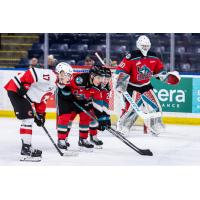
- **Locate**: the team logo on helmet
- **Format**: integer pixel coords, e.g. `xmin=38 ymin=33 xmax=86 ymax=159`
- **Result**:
xmin=75 ymin=76 xmax=83 ymax=84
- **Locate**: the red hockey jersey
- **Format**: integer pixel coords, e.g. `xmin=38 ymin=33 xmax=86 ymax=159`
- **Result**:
xmin=101 ymin=84 xmax=111 ymax=115
xmin=116 ymin=50 xmax=164 ymax=86
xmin=72 ymin=73 xmax=104 ymax=113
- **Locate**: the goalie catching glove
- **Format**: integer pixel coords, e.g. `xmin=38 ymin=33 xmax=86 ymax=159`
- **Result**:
xmin=164 ymin=71 xmax=181 ymax=85
xmin=156 ymin=70 xmax=181 ymax=85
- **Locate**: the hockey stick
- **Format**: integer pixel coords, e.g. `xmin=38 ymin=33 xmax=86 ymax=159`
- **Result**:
xmin=36 ymin=119 xmax=64 ymax=156
xmin=107 ymin=127 xmax=153 ymax=156
xmin=14 ymin=76 xmax=69 ymax=157
xmin=73 ymin=101 xmax=153 ymax=156
xmin=32 ymin=102 xmax=78 ymax=157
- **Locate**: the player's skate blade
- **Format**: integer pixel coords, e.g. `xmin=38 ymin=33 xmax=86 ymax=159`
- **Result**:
xmin=57 ymin=139 xmax=78 ymax=156
xmin=93 ymin=144 xmax=103 ymax=149
xmin=20 ymin=140 xmax=42 ymax=162
xmin=62 ymin=148 xmax=79 ymax=156
xmin=79 ymin=146 xmax=94 ymax=152
xmin=20 ymin=155 xmax=41 ymax=162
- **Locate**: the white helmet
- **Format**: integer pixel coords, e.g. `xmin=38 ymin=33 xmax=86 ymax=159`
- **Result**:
xmin=136 ymin=35 xmax=151 ymax=56
xmin=55 ymin=62 xmax=73 ymax=76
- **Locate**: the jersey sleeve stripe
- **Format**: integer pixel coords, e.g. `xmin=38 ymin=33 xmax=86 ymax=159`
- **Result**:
xmin=30 ymin=68 xmax=38 ymax=82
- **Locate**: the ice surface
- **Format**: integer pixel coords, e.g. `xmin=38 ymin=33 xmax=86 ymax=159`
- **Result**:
xmin=0 ymin=118 xmax=200 ymax=166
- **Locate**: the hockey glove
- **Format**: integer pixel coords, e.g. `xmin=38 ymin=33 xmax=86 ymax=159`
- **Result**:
xmin=34 ymin=112 xmax=46 ymax=127
xmin=98 ymin=116 xmax=111 ymax=131
xmin=104 ymin=116 xmax=111 ymax=128
xmin=84 ymin=101 xmax=93 ymax=111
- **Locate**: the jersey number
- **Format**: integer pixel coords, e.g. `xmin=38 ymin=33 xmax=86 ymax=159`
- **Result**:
xmin=43 ymin=74 xmax=50 ymax=81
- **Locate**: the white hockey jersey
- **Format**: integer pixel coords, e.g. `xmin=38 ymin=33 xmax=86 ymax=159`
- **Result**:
xmin=25 ymin=68 xmax=57 ymax=103
xmin=4 ymin=67 xmax=57 ymax=113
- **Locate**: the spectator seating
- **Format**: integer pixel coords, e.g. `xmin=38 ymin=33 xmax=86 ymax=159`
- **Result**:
xmin=14 ymin=33 xmax=200 ymax=73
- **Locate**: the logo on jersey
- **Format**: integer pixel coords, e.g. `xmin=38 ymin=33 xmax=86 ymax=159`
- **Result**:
xmin=137 ymin=65 xmax=153 ymax=81
xmin=119 ymin=62 xmax=125 ymax=68
xmin=28 ymin=110 xmax=33 ymax=117
xmin=43 ymin=74 xmax=50 ymax=81
xmin=75 ymin=76 xmax=83 ymax=84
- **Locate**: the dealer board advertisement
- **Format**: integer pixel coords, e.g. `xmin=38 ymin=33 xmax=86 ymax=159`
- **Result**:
xmin=151 ymin=77 xmax=193 ymax=113
xmin=1 ymin=68 xmax=200 ymax=114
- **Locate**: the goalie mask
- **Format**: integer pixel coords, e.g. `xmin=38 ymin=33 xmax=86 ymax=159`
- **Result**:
xmin=136 ymin=35 xmax=151 ymax=56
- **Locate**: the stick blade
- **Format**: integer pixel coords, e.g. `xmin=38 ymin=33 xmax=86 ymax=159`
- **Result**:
xmin=139 ymin=149 xmax=153 ymax=156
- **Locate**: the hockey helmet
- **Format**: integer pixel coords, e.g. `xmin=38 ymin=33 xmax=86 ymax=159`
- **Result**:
xmin=104 ymin=67 xmax=112 ymax=78
xmin=89 ymin=66 xmax=105 ymax=77
xmin=55 ymin=62 xmax=73 ymax=76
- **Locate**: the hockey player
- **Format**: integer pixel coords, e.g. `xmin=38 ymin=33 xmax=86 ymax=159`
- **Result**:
xmin=56 ymin=65 xmax=106 ymax=151
xmin=54 ymin=62 xmax=76 ymax=150
xmin=89 ymin=67 xmax=112 ymax=148
xmin=4 ymin=62 xmax=71 ymax=161
xmin=99 ymin=67 xmax=112 ymax=129
xmin=115 ymin=35 xmax=180 ymax=135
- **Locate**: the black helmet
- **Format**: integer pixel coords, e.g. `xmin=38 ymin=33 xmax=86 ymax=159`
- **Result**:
xmin=89 ymin=66 xmax=105 ymax=77
xmin=104 ymin=67 xmax=112 ymax=78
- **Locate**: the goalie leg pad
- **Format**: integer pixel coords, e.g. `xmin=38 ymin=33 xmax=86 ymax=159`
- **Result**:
xmin=141 ymin=90 xmax=164 ymax=134
xmin=117 ymin=91 xmax=142 ymax=132
xmin=141 ymin=89 xmax=162 ymax=112
xmin=115 ymin=72 xmax=130 ymax=93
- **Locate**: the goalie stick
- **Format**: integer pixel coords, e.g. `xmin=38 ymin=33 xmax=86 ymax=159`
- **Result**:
xmin=14 ymin=76 xmax=78 ymax=157
xmin=73 ymin=101 xmax=153 ymax=156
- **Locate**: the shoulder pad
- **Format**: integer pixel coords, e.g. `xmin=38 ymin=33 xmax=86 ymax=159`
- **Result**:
xmin=147 ymin=51 xmax=159 ymax=59
xmin=125 ymin=50 xmax=143 ymax=60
